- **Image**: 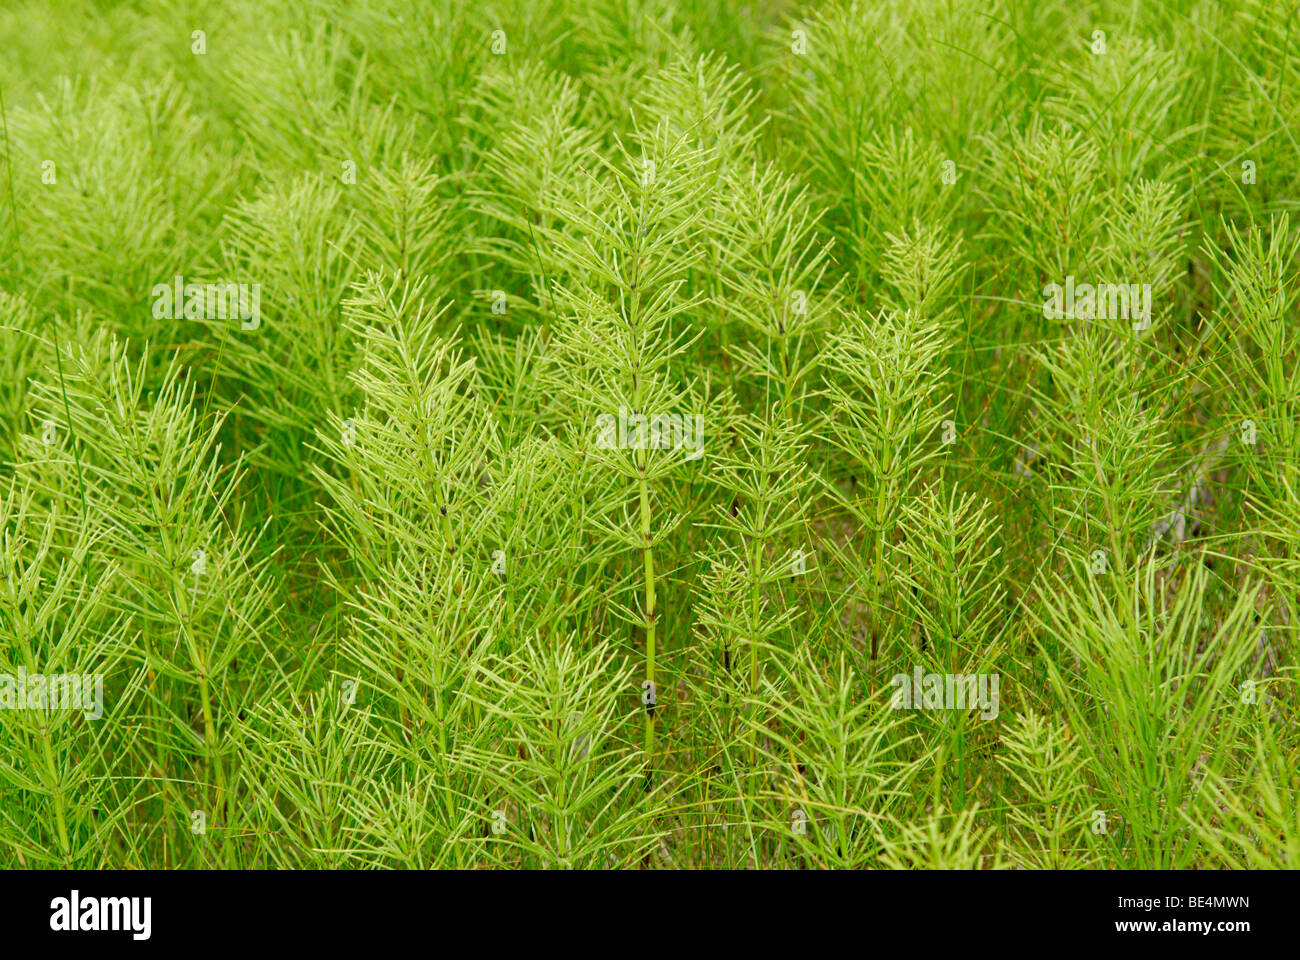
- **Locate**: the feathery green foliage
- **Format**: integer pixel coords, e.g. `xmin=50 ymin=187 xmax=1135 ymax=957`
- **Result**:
xmin=0 ymin=0 xmax=1296 ymax=870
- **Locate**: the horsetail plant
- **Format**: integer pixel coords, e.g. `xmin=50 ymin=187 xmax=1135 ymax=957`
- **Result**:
xmin=0 ymin=0 xmax=1297 ymax=877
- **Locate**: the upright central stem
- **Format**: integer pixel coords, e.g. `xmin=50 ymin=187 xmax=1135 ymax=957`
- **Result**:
xmin=872 ymin=442 xmax=896 ymax=662
xmin=748 ymin=533 xmax=762 ymax=769
xmin=640 ymin=465 xmax=656 ymax=761
xmin=628 ymin=266 xmax=657 ymax=768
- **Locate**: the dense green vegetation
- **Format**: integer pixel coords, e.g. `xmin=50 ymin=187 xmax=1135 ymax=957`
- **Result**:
xmin=0 ymin=0 xmax=1297 ymax=869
